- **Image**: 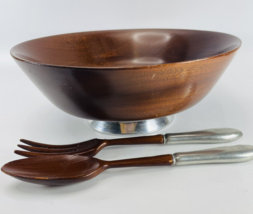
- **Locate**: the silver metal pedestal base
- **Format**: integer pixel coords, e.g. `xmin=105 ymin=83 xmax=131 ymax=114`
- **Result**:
xmin=88 ymin=116 xmax=174 ymax=135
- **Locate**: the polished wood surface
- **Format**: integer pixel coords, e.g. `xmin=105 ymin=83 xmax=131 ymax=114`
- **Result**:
xmin=1 ymin=154 xmax=174 ymax=185
xmin=11 ymin=29 xmax=241 ymax=121
xmin=16 ymin=135 xmax=164 ymax=157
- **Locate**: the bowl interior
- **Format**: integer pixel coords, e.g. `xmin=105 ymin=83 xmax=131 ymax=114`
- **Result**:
xmin=11 ymin=29 xmax=241 ymax=68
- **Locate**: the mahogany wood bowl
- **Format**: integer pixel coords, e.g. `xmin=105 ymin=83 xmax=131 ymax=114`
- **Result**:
xmin=11 ymin=29 xmax=241 ymax=122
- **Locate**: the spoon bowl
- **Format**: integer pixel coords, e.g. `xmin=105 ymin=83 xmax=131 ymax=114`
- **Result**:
xmin=1 ymin=155 xmax=106 ymax=185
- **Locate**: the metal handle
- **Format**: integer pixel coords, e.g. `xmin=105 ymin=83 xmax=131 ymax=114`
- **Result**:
xmin=173 ymin=145 xmax=253 ymax=165
xmin=164 ymin=128 xmax=242 ymax=144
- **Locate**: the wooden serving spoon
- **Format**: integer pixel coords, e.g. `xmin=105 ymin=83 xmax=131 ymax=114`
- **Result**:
xmin=2 ymin=145 xmax=253 ymax=186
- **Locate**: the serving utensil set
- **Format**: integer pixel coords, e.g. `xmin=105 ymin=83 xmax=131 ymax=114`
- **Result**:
xmin=2 ymin=128 xmax=253 ymax=186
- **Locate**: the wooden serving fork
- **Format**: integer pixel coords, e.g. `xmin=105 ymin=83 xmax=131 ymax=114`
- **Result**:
xmin=16 ymin=128 xmax=242 ymax=157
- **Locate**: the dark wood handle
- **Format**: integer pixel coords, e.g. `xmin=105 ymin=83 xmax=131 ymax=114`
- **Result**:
xmin=105 ymin=135 xmax=164 ymax=146
xmin=107 ymin=154 xmax=174 ymax=168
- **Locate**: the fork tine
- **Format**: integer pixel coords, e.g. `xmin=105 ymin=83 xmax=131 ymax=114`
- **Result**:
xmin=20 ymin=139 xmax=78 ymax=149
xmin=14 ymin=150 xmax=52 ymax=158
xmin=14 ymin=150 xmax=72 ymax=158
xmin=14 ymin=150 xmax=91 ymax=158
xmin=18 ymin=144 xmax=78 ymax=153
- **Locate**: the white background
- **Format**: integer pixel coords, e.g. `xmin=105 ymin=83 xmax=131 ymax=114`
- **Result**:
xmin=1 ymin=0 xmax=253 ymax=213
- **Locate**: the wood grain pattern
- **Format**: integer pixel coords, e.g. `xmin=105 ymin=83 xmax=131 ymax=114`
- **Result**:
xmin=1 ymin=154 xmax=174 ymax=185
xmin=11 ymin=29 xmax=241 ymax=121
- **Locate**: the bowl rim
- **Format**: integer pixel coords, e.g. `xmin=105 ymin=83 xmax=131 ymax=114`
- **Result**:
xmin=10 ymin=28 xmax=242 ymax=70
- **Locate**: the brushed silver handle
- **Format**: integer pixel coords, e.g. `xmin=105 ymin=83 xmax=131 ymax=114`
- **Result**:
xmin=164 ymin=128 xmax=242 ymax=144
xmin=173 ymin=145 xmax=253 ymax=165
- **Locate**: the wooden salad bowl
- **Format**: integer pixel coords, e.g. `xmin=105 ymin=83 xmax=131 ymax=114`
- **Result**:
xmin=11 ymin=29 xmax=241 ymax=134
